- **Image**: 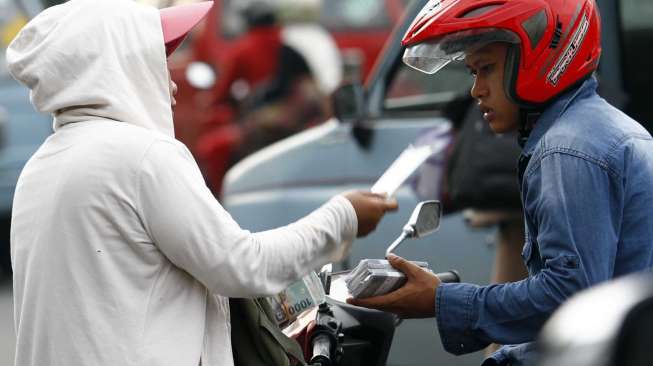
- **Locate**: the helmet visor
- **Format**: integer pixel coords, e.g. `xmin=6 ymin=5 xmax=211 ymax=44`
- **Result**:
xmin=403 ymin=28 xmax=520 ymax=74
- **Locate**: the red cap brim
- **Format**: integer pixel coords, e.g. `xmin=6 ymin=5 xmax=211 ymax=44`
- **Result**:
xmin=160 ymin=1 xmax=213 ymax=57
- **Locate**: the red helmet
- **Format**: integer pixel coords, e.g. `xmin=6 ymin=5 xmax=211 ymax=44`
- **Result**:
xmin=401 ymin=0 xmax=601 ymax=106
xmin=160 ymin=1 xmax=213 ymax=57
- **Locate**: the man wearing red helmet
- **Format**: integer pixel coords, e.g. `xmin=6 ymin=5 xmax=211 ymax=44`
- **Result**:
xmin=349 ymin=0 xmax=653 ymax=365
xmin=5 ymin=0 xmax=396 ymax=365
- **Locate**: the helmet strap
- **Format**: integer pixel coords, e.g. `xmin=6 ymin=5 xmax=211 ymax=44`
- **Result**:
xmin=505 ymin=45 xmax=539 ymax=147
xmin=518 ymin=108 xmax=541 ymax=148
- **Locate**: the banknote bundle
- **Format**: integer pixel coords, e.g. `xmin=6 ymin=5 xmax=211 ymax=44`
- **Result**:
xmin=345 ymin=259 xmax=430 ymax=299
xmin=266 ymin=272 xmax=325 ymax=329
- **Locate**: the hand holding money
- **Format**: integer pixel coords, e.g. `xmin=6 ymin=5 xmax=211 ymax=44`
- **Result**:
xmin=347 ymin=254 xmax=441 ymax=319
xmin=344 ymin=258 xmax=430 ymax=299
xmin=343 ymin=191 xmax=398 ymax=237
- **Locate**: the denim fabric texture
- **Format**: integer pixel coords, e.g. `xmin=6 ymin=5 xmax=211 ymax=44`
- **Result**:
xmin=434 ymin=77 xmax=653 ymax=366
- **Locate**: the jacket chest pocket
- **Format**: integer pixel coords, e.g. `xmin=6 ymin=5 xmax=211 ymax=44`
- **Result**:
xmin=521 ymin=235 xmax=543 ymax=276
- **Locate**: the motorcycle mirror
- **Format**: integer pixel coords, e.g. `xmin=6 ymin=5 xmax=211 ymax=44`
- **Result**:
xmin=331 ymin=82 xmax=365 ymax=125
xmin=185 ymin=62 xmax=217 ymax=90
xmin=406 ymin=200 xmax=442 ymax=238
xmin=386 ymin=200 xmax=442 ymax=256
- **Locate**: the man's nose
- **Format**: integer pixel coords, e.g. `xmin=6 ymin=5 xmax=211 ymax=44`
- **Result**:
xmin=470 ymin=77 xmax=488 ymax=99
xmin=171 ymin=81 xmax=178 ymax=96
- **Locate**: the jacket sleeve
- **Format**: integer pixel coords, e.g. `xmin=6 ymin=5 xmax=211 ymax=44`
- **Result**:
xmin=136 ymin=139 xmax=357 ymax=297
xmin=435 ymin=152 xmax=621 ymax=354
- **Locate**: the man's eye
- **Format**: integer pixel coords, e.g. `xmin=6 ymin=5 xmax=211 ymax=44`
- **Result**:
xmin=479 ymin=64 xmax=494 ymax=75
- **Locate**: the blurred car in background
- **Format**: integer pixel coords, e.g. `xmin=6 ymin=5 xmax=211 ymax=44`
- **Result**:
xmin=146 ymin=0 xmax=410 ymax=193
xmin=0 ymin=0 xmax=53 ymax=274
xmin=221 ymin=0 xmax=653 ymax=365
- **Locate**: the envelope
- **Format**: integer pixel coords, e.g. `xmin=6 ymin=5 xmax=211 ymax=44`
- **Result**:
xmin=371 ymin=138 xmax=448 ymax=197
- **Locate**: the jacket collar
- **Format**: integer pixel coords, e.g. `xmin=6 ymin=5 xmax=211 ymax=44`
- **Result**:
xmin=521 ymin=76 xmax=599 ymax=155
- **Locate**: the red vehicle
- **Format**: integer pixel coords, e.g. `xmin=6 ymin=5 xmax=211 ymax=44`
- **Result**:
xmin=160 ymin=0 xmax=408 ymax=193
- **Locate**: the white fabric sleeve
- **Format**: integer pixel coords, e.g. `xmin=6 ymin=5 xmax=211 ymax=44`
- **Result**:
xmin=136 ymin=140 xmax=357 ymax=297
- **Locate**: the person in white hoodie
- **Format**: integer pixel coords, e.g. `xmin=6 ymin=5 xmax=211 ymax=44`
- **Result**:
xmin=5 ymin=1 xmax=397 ymax=365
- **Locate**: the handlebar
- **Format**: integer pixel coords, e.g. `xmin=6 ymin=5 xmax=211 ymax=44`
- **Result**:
xmin=435 ymin=270 xmax=461 ymax=283
xmin=310 ymin=334 xmax=333 ymax=366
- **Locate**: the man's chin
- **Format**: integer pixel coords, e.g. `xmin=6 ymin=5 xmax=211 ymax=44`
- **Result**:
xmin=488 ymin=122 xmax=507 ymax=134
xmin=488 ymin=119 xmax=517 ymax=134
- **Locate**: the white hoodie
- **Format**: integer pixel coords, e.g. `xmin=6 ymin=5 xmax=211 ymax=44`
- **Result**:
xmin=6 ymin=1 xmax=357 ymax=365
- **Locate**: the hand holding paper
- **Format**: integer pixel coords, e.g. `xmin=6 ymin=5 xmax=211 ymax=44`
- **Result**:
xmin=343 ymin=191 xmax=398 ymax=237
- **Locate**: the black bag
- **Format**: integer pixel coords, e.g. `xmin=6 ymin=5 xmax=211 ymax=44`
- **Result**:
xmin=445 ymin=105 xmax=522 ymax=210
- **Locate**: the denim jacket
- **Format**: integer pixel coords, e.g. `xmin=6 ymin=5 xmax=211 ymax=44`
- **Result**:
xmin=434 ymin=77 xmax=653 ymax=366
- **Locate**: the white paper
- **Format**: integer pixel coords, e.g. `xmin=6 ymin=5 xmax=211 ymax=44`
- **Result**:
xmin=371 ymin=139 xmax=448 ymax=197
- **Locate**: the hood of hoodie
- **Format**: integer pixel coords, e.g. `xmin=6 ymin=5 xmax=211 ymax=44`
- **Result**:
xmin=6 ymin=0 xmax=174 ymax=136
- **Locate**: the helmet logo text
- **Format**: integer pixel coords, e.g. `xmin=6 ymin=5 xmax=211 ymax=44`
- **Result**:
xmin=547 ymin=14 xmax=589 ymax=86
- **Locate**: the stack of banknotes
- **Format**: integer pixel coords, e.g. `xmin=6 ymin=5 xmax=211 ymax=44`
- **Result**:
xmin=266 ymin=272 xmax=325 ymax=328
xmin=345 ymin=259 xmax=430 ymax=299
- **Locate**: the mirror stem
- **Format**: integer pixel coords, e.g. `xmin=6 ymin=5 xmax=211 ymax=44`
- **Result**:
xmin=386 ymin=231 xmax=408 ymax=257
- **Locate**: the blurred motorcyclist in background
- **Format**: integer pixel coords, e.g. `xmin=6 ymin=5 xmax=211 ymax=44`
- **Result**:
xmin=197 ymin=0 xmax=341 ymax=195
xmin=6 ymin=1 xmax=396 ymax=365
xmin=228 ymin=0 xmax=342 ymax=161
xmin=210 ymin=1 xmax=282 ymax=106
xmin=349 ymin=1 xmax=653 ymax=365
xmin=195 ymin=1 xmax=283 ymax=193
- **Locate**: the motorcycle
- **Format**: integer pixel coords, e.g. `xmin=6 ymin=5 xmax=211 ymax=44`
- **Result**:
xmin=270 ymin=201 xmax=461 ymax=366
